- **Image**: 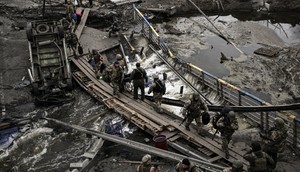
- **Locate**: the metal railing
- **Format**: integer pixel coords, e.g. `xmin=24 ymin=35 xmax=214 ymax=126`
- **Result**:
xmin=132 ymin=5 xmax=300 ymax=149
xmin=133 ymin=5 xmax=174 ymax=58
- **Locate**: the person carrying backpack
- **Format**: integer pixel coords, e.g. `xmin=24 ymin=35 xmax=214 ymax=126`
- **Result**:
xmin=130 ymin=62 xmax=147 ymax=101
xmin=244 ymin=142 xmax=275 ymax=172
xmin=148 ymin=74 xmax=165 ymax=113
xmin=182 ymin=93 xmax=209 ymax=135
xmin=215 ymin=106 xmax=238 ymax=159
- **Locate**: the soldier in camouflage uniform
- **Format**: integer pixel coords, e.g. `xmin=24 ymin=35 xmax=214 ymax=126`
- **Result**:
xmin=260 ymin=117 xmax=288 ymax=169
xmin=116 ymin=54 xmax=125 ymax=69
xmin=66 ymin=0 xmax=75 ymax=21
xmin=223 ymin=160 xmax=243 ymax=172
xmin=216 ymin=108 xmax=238 ymax=159
xmin=243 ymin=142 xmax=275 ymax=172
xmin=109 ymin=61 xmax=124 ymax=97
xmin=130 ymin=63 xmax=147 ymax=101
xmin=89 ymin=50 xmax=105 ymax=79
xmin=183 ymin=93 xmax=209 ymax=134
xmin=65 ymin=30 xmax=78 ymax=57
xmin=148 ymin=74 xmax=165 ymax=113
xmin=175 ymin=158 xmax=202 ymax=172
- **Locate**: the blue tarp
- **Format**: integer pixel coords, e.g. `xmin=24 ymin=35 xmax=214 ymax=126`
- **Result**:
xmin=0 ymin=127 xmax=18 ymax=149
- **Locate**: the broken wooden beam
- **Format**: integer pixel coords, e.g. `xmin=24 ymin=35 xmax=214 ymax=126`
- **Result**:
xmin=115 ymin=0 xmax=142 ymax=6
xmin=140 ymin=6 xmax=177 ymax=16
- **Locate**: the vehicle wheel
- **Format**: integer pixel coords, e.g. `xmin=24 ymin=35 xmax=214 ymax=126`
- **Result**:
xmin=66 ymin=78 xmax=73 ymax=90
xmin=32 ymin=83 xmax=39 ymax=96
xmin=26 ymin=22 xmax=33 ymax=42
xmin=58 ymin=25 xmax=65 ymax=39
xmin=36 ymin=24 xmax=50 ymax=34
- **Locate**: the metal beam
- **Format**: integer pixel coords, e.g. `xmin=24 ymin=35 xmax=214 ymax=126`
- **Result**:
xmin=46 ymin=117 xmax=225 ymax=172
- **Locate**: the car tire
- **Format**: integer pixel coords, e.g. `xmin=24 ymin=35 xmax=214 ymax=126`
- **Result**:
xmin=36 ymin=23 xmax=50 ymax=34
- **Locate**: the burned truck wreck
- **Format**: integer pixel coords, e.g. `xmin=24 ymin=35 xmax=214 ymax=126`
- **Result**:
xmin=26 ymin=20 xmax=74 ymax=105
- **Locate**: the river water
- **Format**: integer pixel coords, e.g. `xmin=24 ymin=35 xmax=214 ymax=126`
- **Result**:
xmin=0 ymin=88 xmax=106 ymax=171
xmin=1 ymin=10 xmax=299 ymax=171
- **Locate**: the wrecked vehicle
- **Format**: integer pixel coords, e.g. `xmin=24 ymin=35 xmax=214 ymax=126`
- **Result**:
xmin=26 ymin=20 xmax=74 ymax=105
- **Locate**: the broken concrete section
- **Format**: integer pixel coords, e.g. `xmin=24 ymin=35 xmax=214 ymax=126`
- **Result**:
xmin=254 ymin=46 xmax=282 ymax=57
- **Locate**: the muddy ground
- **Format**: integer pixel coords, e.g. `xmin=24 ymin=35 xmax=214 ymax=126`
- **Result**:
xmin=1 ymin=0 xmax=300 ymax=171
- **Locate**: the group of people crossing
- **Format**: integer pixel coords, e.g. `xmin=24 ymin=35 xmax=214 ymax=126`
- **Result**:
xmin=88 ymin=50 xmax=288 ymax=172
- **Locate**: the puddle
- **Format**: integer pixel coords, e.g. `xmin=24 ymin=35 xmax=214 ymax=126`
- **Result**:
xmin=181 ymin=36 xmax=260 ymax=78
xmin=174 ymin=13 xmax=299 ymax=78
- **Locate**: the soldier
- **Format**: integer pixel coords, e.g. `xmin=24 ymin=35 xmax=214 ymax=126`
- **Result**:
xmin=148 ymin=74 xmax=165 ymax=113
xmin=65 ymin=31 xmax=78 ymax=57
xmin=61 ymin=18 xmax=71 ymax=31
xmin=66 ymin=0 xmax=75 ymax=21
xmin=109 ymin=61 xmax=124 ymax=97
xmin=89 ymin=50 xmax=105 ymax=79
xmin=183 ymin=93 xmax=209 ymax=134
xmin=136 ymin=154 xmax=156 ymax=172
xmin=223 ymin=160 xmax=243 ymax=172
xmin=130 ymin=63 xmax=147 ymax=101
xmin=108 ymin=20 xmax=120 ymax=38
xmin=175 ymin=158 xmax=202 ymax=172
xmin=216 ymin=107 xmax=238 ymax=159
xmin=116 ymin=54 xmax=125 ymax=69
xmin=243 ymin=142 xmax=275 ymax=172
xmin=260 ymin=117 xmax=288 ymax=169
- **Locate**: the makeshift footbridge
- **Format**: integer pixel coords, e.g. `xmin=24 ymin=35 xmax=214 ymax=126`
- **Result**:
xmin=60 ymin=4 xmax=300 ymax=172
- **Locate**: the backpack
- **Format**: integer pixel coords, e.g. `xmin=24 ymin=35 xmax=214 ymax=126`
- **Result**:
xmin=201 ymin=112 xmax=210 ymax=125
xmin=212 ymin=113 xmax=224 ymax=130
xmin=253 ymin=152 xmax=267 ymax=171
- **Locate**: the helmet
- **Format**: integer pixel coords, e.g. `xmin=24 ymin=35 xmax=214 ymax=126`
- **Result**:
xmin=227 ymin=111 xmax=235 ymax=119
xmin=274 ymin=118 xmax=284 ymax=127
xmin=232 ymin=160 xmax=243 ymax=170
xmin=116 ymin=54 xmax=122 ymax=60
xmin=182 ymin=158 xmax=190 ymax=166
xmin=251 ymin=141 xmax=261 ymax=152
xmin=153 ymin=74 xmax=158 ymax=79
xmin=193 ymin=93 xmax=200 ymax=100
xmin=142 ymin=154 xmax=151 ymax=164
xmin=221 ymin=105 xmax=232 ymax=115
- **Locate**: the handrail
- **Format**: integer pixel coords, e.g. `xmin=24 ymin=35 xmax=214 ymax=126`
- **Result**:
xmin=132 ymin=4 xmax=299 ymax=149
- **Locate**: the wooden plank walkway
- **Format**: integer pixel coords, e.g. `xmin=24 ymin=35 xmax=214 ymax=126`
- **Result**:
xmin=70 ymin=55 xmax=249 ymax=169
xmin=70 ymin=6 xmax=248 ymax=169
xmin=75 ymin=7 xmax=90 ymax=39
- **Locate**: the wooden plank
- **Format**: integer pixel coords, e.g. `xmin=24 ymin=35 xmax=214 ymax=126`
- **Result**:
xmin=75 ymin=57 xmax=172 ymax=128
xmin=167 ymin=120 xmax=249 ymax=166
xmin=75 ymin=8 xmax=90 ymax=39
xmin=82 ymin=152 xmax=96 ymax=159
xmin=167 ymin=134 xmax=181 ymax=142
xmin=116 ymin=0 xmax=142 ymax=6
xmin=71 ymin=56 xmax=249 ymax=167
xmin=208 ymin=155 xmax=223 ymax=163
